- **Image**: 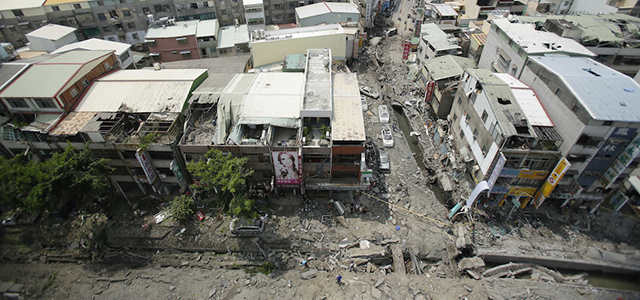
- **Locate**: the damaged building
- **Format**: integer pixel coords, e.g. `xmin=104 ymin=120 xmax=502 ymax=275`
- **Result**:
xmin=449 ymin=69 xmax=563 ymax=209
xmin=180 ymin=49 xmax=367 ymax=193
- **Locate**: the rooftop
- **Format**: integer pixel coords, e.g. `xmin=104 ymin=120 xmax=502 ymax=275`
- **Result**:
xmin=146 ymin=21 xmax=199 ymax=39
xmin=529 ymin=56 xmax=640 ymax=123
xmin=51 ymin=38 xmax=131 ymax=56
xmin=159 ymin=56 xmax=250 ymax=74
xmin=74 ymin=69 xmax=207 ymax=113
xmin=423 ymin=55 xmax=476 ymax=81
xmin=302 ymin=49 xmax=332 ymax=117
xmin=196 ymin=19 xmax=219 ymax=38
xmin=0 ymin=50 xmax=113 ymax=98
xmin=0 ymin=63 xmax=29 ymax=90
xmin=218 ymin=24 xmax=250 ymax=49
xmin=491 ymin=19 xmax=595 ymax=57
xmin=243 ymin=0 xmax=263 ymax=6
xmin=494 ymin=73 xmax=553 ymax=127
xmin=25 ymin=24 xmax=77 ymax=40
xmin=296 ymin=2 xmax=359 ymax=19
xmin=471 ymin=33 xmax=487 ymax=46
xmin=420 ymin=23 xmax=461 ymax=52
xmin=332 ymin=73 xmax=365 ymax=142
xmin=240 ymin=72 xmax=304 ymax=121
xmin=44 ymin=0 xmax=86 ymax=4
xmin=252 ymin=24 xmax=346 ymax=43
xmin=426 ymin=3 xmax=458 ymax=17
xmin=0 ymin=0 xmax=45 ymax=10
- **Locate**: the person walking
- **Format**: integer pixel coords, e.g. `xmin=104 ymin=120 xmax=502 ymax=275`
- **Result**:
xmin=336 ymin=275 xmax=342 ymax=285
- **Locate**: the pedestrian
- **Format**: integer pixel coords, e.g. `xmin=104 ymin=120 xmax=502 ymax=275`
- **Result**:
xmin=349 ymin=262 xmax=354 ymax=272
xmin=336 ymin=275 xmax=342 ymax=284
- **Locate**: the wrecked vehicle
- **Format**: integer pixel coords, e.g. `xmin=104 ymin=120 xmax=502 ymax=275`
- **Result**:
xmin=230 ymin=218 xmax=264 ymax=235
xmin=378 ymin=105 xmax=390 ymax=123
xmin=381 ymin=127 xmax=394 ymax=148
xmin=360 ymin=86 xmax=380 ymax=99
xmin=361 ymin=95 xmax=368 ymax=111
xmin=379 ymin=149 xmax=390 ymax=172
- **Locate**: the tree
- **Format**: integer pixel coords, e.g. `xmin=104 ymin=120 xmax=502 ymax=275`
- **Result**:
xmin=169 ymin=194 xmax=194 ymax=222
xmin=186 ymin=149 xmax=255 ymax=218
xmin=0 ymin=144 xmax=114 ymax=214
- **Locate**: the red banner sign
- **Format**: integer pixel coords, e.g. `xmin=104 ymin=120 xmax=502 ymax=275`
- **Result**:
xmin=424 ymin=81 xmax=435 ymax=103
xmin=402 ymin=40 xmax=410 ymax=60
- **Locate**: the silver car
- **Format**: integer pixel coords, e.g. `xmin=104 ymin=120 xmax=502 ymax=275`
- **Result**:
xmin=379 ymin=149 xmax=390 ymax=172
xmin=378 ymin=105 xmax=390 ymax=123
xmin=382 ymin=127 xmax=394 ymax=148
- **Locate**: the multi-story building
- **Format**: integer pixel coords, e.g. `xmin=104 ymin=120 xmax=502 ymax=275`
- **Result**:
xmin=146 ymin=19 xmax=201 ymax=62
xmin=0 ymin=0 xmax=48 ymax=48
xmin=173 ymin=0 xmax=218 ymax=22
xmin=196 ymin=19 xmax=219 ymax=58
xmin=516 ymin=14 xmax=640 ymax=77
xmin=425 ymin=3 xmax=458 ymax=26
xmin=450 ymin=69 xmax=563 ymax=208
xmin=519 ymin=55 xmax=640 ymax=211
xmin=216 ymin=23 xmax=250 ymax=58
xmin=478 ymin=18 xmax=594 ymax=78
xmin=244 ymin=0 xmax=266 ymax=31
xmin=51 ymin=38 xmax=134 ymax=69
xmin=417 ymin=23 xmax=462 ymax=62
xmin=180 ymin=49 xmax=367 ymax=192
xmin=419 ymin=55 xmax=476 ymax=119
xmin=250 ymin=24 xmax=346 ymax=67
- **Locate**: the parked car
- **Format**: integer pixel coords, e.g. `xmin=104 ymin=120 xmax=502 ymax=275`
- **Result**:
xmin=381 ymin=127 xmax=394 ymax=148
xmin=378 ymin=105 xmax=390 ymax=123
xmin=361 ymin=95 xmax=368 ymax=111
xmin=230 ymin=218 xmax=264 ymax=235
xmin=379 ymin=149 xmax=390 ymax=172
xmin=385 ymin=28 xmax=398 ymax=37
xmin=360 ymin=86 xmax=380 ymax=99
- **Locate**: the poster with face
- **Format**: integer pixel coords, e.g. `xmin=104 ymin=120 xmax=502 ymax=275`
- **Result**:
xmin=272 ymin=151 xmax=300 ymax=185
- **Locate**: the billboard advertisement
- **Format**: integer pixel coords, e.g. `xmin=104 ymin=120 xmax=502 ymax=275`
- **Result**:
xmin=518 ymin=169 xmax=549 ymax=180
xmin=402 ymin=40 xmax=410 ymax=60
xmin=599 ymin=132 xmax=640 ymax=188
xmin=577 ymin=127 xmax=636 ymax=188
xmin=273 ymin=151 xmax=301 ymax=186
xmin=136 ymin=148 xmax=164 ymax=193
xmin=540 ymin=157 xmax=571 ymax=197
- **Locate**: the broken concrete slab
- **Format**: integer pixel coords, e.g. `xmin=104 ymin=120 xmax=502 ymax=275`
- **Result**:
xmin=374 ymin=278 xmax=384 ymax=288
xmin=359 ymin=240 xmax=371 ymax=249
xmin=300 ymin=269 xmax=317 ymax=280
xmin=458 ymin=257 xmax=485 ymax=271
xmin=482 ymin=262 xmax=531 ymax=278
xmin=372 ymin=287 xmax=382 ymax=299
xmin=348 ymin=245 xmax=386 ymax=259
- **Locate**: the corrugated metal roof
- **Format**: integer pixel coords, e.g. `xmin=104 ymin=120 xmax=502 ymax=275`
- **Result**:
xmin=332 ymin=73 xmax=365 ymax=142
xmin=471 ymin=33 xmax=487 ymax=46
xmin=249 ymin=72 xmax=305 ymax=96
xmin=424 ymin=55 xmax=476 ymax=81
xmin=420 ymin=23 xmax=461 ymax=51
xmin=43 ymin=50 xmax=113 ymax=64
xmin=218 ymin=24 xmax=250 ymax=49
xmin=160 ymin=56 xmax=249 ymax=74
xmin=0 ymin=0 xmax=45 ymax=10
xmin=428 ymin=3 xmax=458 ymax=16
xmin=509 ymin=88 xmax=553 ymax=127
xmin=51 ymin=38 xmax=130 ymax=56
xmin=0 ymin=64 xmax=80 ymax=98
xmin=74 ymin=69 xmax=207 ymax=113
xmin=146 ymin=21 xmax=199 ymax=39
xmin=25 ymin=24 xmax=77 ymax=40
xmin=492 ymin=19 xmax=594 ymax=57
xmin=296 ymin=2 xmax=359 ymax=19
xmin=0 ymin=64 xmax=28 ymax=90
xmin=516 ymin=14 xmax=635 ymax=44
xmin=530 ymin=56 xmax=640 ymax=122
xmin=196 ymin=19 xmax=219 ymax=38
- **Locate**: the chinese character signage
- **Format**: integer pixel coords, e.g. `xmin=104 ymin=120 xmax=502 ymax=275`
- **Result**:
xmin=171 ymin=160 xmax=188 ymax=192
xmin=402 ymin=40 xmax=410 ymax=60
xmin=366 ymin=3 xmax=372 ymax=23
xmin=424 ymin=81 xmax=435 ymax=103
xmin=415 ymin=20 xmax=422 ymax=36
xmin=518 ymin=169 xmax=549 ymax=180
xmin=578 ymin=127 xmax=636 ymax=188
xmin=136 ymin=148 xmax=164 ymax=193
xmin=273 ymin=151 xmax=301 ymax=186
xmin=540 ymin=157 xmax=571 ymax=197
xmin=599 ymin=132 xmax=640 ymax=188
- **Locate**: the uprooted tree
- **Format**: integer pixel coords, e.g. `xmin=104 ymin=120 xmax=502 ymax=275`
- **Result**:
xmin=0 ymin=144 xmax=114 ymax=214
xmin=186 ymin=149 xmax=256 ymax=218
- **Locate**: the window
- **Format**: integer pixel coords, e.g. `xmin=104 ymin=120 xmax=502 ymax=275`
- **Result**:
xmin=76 ymin=13 xmax=94 ymax=23
xmin=191 ymin=3 xmax=199 ymax=9
xmin=131 ymin=33 xmax=139 ymax=40
xmin=52 ymin=6 xmax=61 ymax=11
xmin=181 ymin=51 xmax=191 ymax=58
xmin=20 ymin=24 xmax=31 ymax=31
xmin=103 ymin=62 xmax=110 ymax=69
xmin=571 ymin=105 xmax=579 ymax=113
xmin=82 ymin=79 xmax=90 ymax=87
xmin=172 ymin=50 xmax=178 ymax=54
xmin=143 ymin=7 xmax=151 ymax=14
xmin=452 ymin=113 xmax=458 ymax=121
xmin=473 ymin=128 xmax=479 ymax=140
xmin=103 ymin=26 xmax=111 ymax=32
xmin=603 ymin=121 xmax=614 ymax=126
xmin=123 ymin=10 xmax=131 ymax=17
xmin=74 ymin=3 xmax=82 ymax=9
xmin=460 ymin=130 xmax=465 ymax=138
xmin=201 ymin=48 xmax=207 ymax=56
xmin=179 ymin=4 xmax=189 ymax=10
xmin=97 ymin=13 xmax=107 ymax=21
xmin=97 ymin=1 xmax=105 ymax=6
xmin=120 ymin=0 xmax=127 ymax=3
xmin=109 ymin=10 xmax=118 ymax=19
xmin=12 ymin=10 xmax=24 ymax=17
xmin=35 ymin=98 xmax=56 ymax=109
xmin=457 ymin=97 xmax=462 ymax=104
xmin=177 ymin=37 xmax=188 ymax=44
xmin=7 ymin=98 xmax=28 ymax=108
xmin=163 ymin=5 xmax=171 ymax=12
xmin=107 ymin=37 xmax=116 ymax=41
xmin=481 ymin=110 xmax=488 ymax=123
xmin=147 ymin=40 xmax=157 ymax=47
xmin=555 ymin=88 xmax=562 ymax=97
xmin=203 ymin=1 xmax=209 ymax=7
xmin=127 ymin=22 xmax=136 ymax=29
xmin=68 ymin=18 xmax=77 ymax=25
xmin=154 ymin=5 xmax=163 ymax=12
xmin=70 ymin=88 xmax=79 ymax=97
xmin=9 ymin=26 xmax=17 ymax=32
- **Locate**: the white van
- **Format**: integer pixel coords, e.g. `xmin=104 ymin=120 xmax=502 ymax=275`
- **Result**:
xmin=378 ymin=105 xmax=390 ymax=123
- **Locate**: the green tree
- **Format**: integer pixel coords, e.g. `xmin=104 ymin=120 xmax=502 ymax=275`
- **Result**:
xmin=0 ymin=144 xmax=114 ymax=214
xmin=169 ymin=194 xmax=194 ymax=222
xmin=186 ymin=149 xmax=255 ymax=218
